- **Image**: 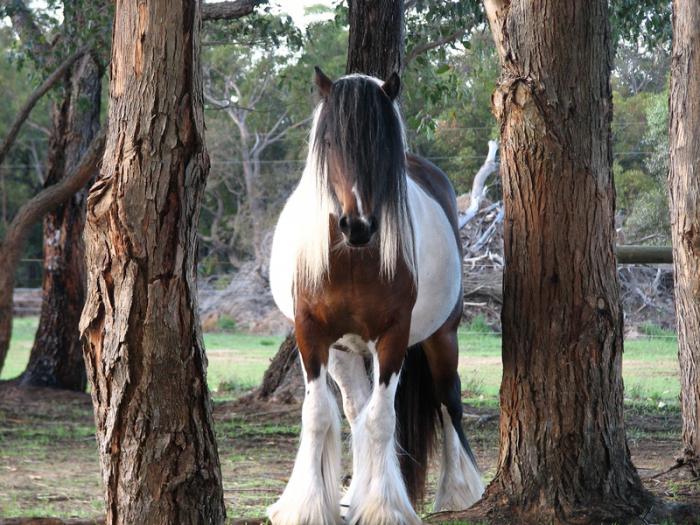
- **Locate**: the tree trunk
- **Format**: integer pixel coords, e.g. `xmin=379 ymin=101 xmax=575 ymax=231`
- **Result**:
xmin=79 ymin=1 xmax=226 ymax=523
xmin=0 ymin=130 xmax=105 ymax=378
xmin=346 ymin=0 xmax=404 ymax=78
xmin=669 ymin=0 xmax=700 ymax=475
xmin=480 ymin=0 xmax=650 ymax=521
xmin=19 ymin=54 xmax=101 ymax=390
xmin=256 ymin=333 xmax=304 ymax=403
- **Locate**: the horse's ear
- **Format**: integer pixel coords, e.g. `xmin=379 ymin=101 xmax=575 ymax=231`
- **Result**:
xmin=381 ymin=72 xmax=401 ymax=101
xmin=314 ymin=66 xmax=333 ymax=98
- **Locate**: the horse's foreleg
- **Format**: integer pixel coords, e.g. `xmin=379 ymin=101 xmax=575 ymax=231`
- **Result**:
xmin=345 ymin=327 xmax=421 ymax=525
xmin=267 ymin=325 xmax=340 ymax=525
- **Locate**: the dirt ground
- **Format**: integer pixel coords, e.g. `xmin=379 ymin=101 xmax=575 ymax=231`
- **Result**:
xmin=0 ymin=382 xmax=698 ymax=524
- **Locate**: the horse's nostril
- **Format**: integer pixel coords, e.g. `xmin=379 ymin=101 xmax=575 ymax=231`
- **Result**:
xmin=339 ymin=215 xmax=349 ymax=232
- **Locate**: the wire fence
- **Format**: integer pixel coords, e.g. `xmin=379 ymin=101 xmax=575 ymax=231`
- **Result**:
xmin=13 ymin=258 xmax=679 ymax=340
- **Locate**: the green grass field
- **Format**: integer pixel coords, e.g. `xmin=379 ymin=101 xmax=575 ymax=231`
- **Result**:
xmin=0 ymin=317 xmax=692 ymax=521
xmin=2 ymin=316 xmax=681 ymax=405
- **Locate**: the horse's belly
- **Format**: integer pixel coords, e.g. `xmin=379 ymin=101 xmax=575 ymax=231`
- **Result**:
xmin=269 ymin=192 xmax=300 ymax=321
xmin=407 ymin=180 xmax=462 ymax=345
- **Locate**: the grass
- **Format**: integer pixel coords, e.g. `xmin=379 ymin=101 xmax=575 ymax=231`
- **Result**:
xmin=1 ymin=317 xmax=286 ymax=393
xmin=0 ymin=317 xmax=693 ymax=521
xmin=3 ymin=317 xmax=681 ymax=405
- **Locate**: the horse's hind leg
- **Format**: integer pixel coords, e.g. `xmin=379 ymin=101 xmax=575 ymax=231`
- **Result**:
xmin=329 ymin=335 xmax=371 ymax=425
xmin=422 ymin=314 xmax=485 ymax=511
xmin=327 ymin=336 xmax=372 ymax=513
xmin=267 ymin=321 xmax=340 ymax=525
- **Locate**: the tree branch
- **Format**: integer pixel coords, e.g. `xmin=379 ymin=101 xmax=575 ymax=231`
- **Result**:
xmin=405 ymin=28 xmax=466 ymax=64
xmin=483 ymin=0 xmax=509 ymax=62
xmin=0 ymin=46 xmax=88 ymax=168
xmin=459 ymin=140 xmax=499 ymax=228
xmin=2 ymin=127 xmax=105 ymax=251
xmin=201 ymin=0 xmax=263 ymax=21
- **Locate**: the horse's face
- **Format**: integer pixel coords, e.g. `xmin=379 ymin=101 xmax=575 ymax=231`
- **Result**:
xmin=325 ymin=140 xmax=378 ymax=246
xmin=313 ymin=67 xmax=402 ymax=248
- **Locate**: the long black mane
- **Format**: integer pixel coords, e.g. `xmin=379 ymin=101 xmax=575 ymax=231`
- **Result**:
xmin=313 ymin=75 xmax=407 ymax=226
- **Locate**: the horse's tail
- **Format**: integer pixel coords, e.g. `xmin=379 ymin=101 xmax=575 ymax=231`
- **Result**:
xmin=394 ymin=343 xmax=440 ymax=504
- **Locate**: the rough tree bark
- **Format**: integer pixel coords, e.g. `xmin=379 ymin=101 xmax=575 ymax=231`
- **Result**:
xmin=346 ymin=0 xmax=404 ymax=78
xmin=478 ymin=0 xmax=650 ymax=522
xmin=0 ymin=130 xmax=105 ymax=376
xmin=19 ymin=53 xmax=102 ymax=390
xmin=79 ymin=0 xmax=226 ymax=522
xmin=669 ymin=0 xmax=700 ymax=476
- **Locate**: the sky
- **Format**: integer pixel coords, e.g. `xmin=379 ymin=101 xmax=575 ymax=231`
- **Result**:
xmin=269 ymin=0 xmax=335 ymax=29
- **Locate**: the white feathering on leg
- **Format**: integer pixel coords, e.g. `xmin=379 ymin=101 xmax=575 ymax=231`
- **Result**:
xmin=346 ymin=346 xmax=421 ymax=525
xmin=434 ymin=405 xmax=484 ymax=511
xmin=327 ymin=339 xmax=372 ymax=514
xmin=267 ymin=366 xmax=341 ymax=525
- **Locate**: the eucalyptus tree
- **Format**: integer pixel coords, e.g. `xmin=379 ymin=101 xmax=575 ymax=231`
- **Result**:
xmin=478 ymin=0 xmax=651 ymax=521
xmin=668 ymin=0 xmax=700 ymax=477
xmin=0 ymin=0 xmax=110 ymax=386
xmin=80 ymin=0 xmax=226 ymax=521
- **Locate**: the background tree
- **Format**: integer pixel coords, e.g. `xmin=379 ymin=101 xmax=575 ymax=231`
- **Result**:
xmin=202 ymin=45 xmax=310 ymax=270
xmin=0 ymin=0 xmax=110 ymax=388
xmin=79 ymin=0 xmax=226 ymax=521
xmin=346 ymin=0 xmax=404 ymax=77
xmin=668 ymin=0 xmax=700 ymax=476
xmin=477 ymin=0 xmax=651 ymax=521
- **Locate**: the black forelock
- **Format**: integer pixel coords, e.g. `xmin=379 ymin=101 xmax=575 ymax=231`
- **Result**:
xmin=313 ymin=75 xmax=406 ymax=216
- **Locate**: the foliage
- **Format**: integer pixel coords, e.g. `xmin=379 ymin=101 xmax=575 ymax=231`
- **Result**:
xmin=614 ymin=165 xmax=657 ymax=212
xmin=215 ymin=315 xmax=238 ymax=333
xmin=0 ymin=27 xmax=49 ymax=285
xmin=465 ymin=313 xmax=494 ymax=335
xmin=624 ymin=186 xmax=670 ymax=244
xmin=644 ymin=90 xmax=670 ymax=182
xmin=0 ymin=0 xmax=677 ymax=279
xmin=609 ymin=0 xmax=672 ymax=49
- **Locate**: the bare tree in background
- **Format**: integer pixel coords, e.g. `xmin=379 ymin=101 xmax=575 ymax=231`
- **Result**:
xmin=203 ymin=63 xmax=311 ymax=270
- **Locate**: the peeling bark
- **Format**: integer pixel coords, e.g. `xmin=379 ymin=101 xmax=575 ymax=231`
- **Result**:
xmin=481 ymin=0 xmax=650 ymax=521
xmin=79 ymin=1 xmax=225 ymax=522
xmin=669 ymin=0 xmax=700 ymax=475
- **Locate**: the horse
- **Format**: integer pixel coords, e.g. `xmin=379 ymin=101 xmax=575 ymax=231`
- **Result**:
xmin=267 ymin=67 xmax=485 ymax=525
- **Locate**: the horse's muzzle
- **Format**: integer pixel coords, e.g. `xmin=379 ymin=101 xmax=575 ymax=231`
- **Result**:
xmin=339 ymin=214 xmax=377 ymax=247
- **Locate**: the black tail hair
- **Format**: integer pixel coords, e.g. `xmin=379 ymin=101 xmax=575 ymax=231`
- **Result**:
xmin=394 ymin=343 xmax=440 ymax=504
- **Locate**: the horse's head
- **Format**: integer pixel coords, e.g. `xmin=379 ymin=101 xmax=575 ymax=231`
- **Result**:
xmin=312 ymin=67 xmax=404 ymax=248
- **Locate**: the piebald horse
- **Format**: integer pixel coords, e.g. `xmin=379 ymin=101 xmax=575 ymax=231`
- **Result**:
xmin=268 ymin=67 xmax=484 ymax=525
